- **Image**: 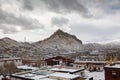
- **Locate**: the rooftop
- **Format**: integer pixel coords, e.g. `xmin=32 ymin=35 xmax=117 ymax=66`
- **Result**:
xmin=40 ymin=78 xmax=55 ymax=80
xmin=11 ymin=69 xmax=80 ymax=80
xmin=49 ymin=72 xmax=80 ymax=79
xmin=17 ymin=65 xmax=39 ymax=70
xmin=105 ymin=64 xmax=120 ymax=68
xmin=86 ymin=71 xmax=105 ymax=80
xmin=74 ymin=61 xmax=106 ymax=63
xmin=0 ymin=57 xmax=21 ymax=61
xmin=12 ymin=73 xmax=47 ymax=80
xmin=49 ymin=67 xmax=84 ymax=73
xmin=11 ymin=71 xmax=52 ymax=80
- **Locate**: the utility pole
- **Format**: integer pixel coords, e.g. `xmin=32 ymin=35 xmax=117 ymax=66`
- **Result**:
xmin=24 ymin=37 xmax=26 ymax=42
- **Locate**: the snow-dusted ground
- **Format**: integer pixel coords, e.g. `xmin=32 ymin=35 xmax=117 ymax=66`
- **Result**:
xmin=87 ymin=71 xmax=105 ymax=80
xmin=0 ymin=75 xmax=3 ymax=80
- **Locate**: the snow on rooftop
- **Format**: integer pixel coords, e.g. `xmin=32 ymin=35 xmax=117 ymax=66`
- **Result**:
xmin=29 ymin=75 xmax=47 ymax=80
xmin=0 ymin=57 xmax=21 ymax=61
xmin=49 ymin=72 xmax=80 ymax=79
xmin=12 ymin=71 xmax=80 ymax=80
xmin=75 ymin=61 xmax=106 ymax=63
xmin=17 ymin=65 xmax=39 ymax=70
xmin=12 ymin=73 xmax=48 ymax=80
xmin=40 ymin=78 xmax=56 ymax=80
xmin=86 ymin=71 xmax=105 ymax=80
xmin=49 ymin=67 xmax=84 ymax=73
xmin=31 ymin=70 xmax=54 ymax=76
xmin=105 ymin=64 xmax=120 ymax=68
xmin=0 ymin=75 xmax=3 ymax=80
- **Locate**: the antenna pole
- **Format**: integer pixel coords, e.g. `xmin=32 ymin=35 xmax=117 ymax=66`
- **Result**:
xmin=24 ymin=37 xmax=26 ymax=42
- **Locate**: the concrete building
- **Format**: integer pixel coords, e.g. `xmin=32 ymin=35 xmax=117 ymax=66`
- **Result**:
xmin=74 ymin=61 xmax=105 ymax=71
xmin=45 ymin=56 xmax=74 ymax=66
xmin=11 ymin=71 xmax=54 ymax=80
xmin=22 ymin=59 xmax=47 ymax=67
xmin=0 ymin=57 xmax=22 ymax=66
xmin=11 ymin=70 xmax=81 ymax=80
xmin=104 ymin=64 xmax=120 ymax=80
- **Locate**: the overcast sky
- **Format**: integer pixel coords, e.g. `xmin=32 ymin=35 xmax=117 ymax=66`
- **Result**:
xmin=0 ymin=0 xmax=120 ymax=43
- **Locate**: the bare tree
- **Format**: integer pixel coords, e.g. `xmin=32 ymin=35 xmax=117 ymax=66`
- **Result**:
xmin=8 ymin=62 xmax=17 ymax=74
xmin=3 ymin=61 xmax=17 ymax=74
xmin=0 ymin=66 xmax=4 ymax=74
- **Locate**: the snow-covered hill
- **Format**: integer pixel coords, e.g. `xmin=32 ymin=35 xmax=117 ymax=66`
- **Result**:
xmin=84 ymin=39 xmax=120 ymax=50
xmin=0 ymin=29 xmax=83 ymax=57
xmin=34 ymin=29 xmax=83 ymax=51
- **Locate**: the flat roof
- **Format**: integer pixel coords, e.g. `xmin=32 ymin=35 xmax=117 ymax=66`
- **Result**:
xmin=49 ymin=67 xmax=84 ymax=73
xmin=24 ymin=74 xmax=47 ymax=79
xmin=49 ymin=72 xmax=80 ymax=79
xmin=74 ymin=61 xmax=106 ymax=64
xmin=11 ymin=72 xmax=48 ymax=80
xmin=11 ymin=69 xmax=57 ymax=80
xmin=0 ymin=57 xmax=21 ymax=61
xmin=11 ymin=71 xmax=79 ymax=80
xmin=40 ymin=78 xmax=55 ymax=80
xmin=17 ymin=65 xmax=39 ymax=70
xmin=85 ymin=71 xmax=105 ymax=80
xmin=31 ymin=70 xmax=54 ymax=75
xmin=105 ymin=64 xmax=120 ymax=68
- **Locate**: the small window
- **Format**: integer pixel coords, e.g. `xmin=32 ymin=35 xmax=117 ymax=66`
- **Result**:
xmin=112 ymin=71 xmax=117 ymax=79
xmin=112 ymin=71 xmax=116 ymax=75
xmin=16 ymin=60 xmax=18 ymax=62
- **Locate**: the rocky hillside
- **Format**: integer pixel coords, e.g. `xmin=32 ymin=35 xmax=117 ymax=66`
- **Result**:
xmin=0 ymin=37 xmax=21 ymax=51
xmin=84 ymin=41 xmax=120 ymax=50
xmin=84 ymin=43 xmax=105 ymax=50
xmin=0 ymin=37 xmax=36 ymax=57
xmin=34 ymin=29 xmax=83 ymax=51
xmin=0 ymin=29 xmax=83 ymax=58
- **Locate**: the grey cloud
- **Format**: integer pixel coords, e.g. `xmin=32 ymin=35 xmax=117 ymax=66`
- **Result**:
xmin=0 ymin=7 xmax=44 ymax=34
xmin=0 ymin=25 xmax=18 ymax=34
xmin=41 ymin=0 xmax=91 ymax=17
xmin=101 ymin=1 xmax=120 ymax=13
xmin=70 ymin=24 xmax=120 ymax=39
xmin=69 ymin=24 xmax=120 ymax=42
xmin=22 ymin=0 xmax=34 ymax=10
xmin=20 ymin=0 xmax=91 ymax=17
xmin=52 ymin=17 xmax=69 ymax=27
xmin=41 ymin=0 xmax=85 ymax=12
xmin=18 ymin=0 xmax=120 ymax=17
xmin=81 ymin=0 xmax=120 ymax=13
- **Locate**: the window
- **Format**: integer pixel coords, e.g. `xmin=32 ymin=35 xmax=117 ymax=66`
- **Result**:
xmin=112 ymin=71 xmax=117 ymax=79
xmin=112 ymin=71 xmax=116 ymax=75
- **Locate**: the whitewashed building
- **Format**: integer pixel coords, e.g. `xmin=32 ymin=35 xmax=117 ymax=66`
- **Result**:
xmin=0 ymin=57 xmax=22 ymax=66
